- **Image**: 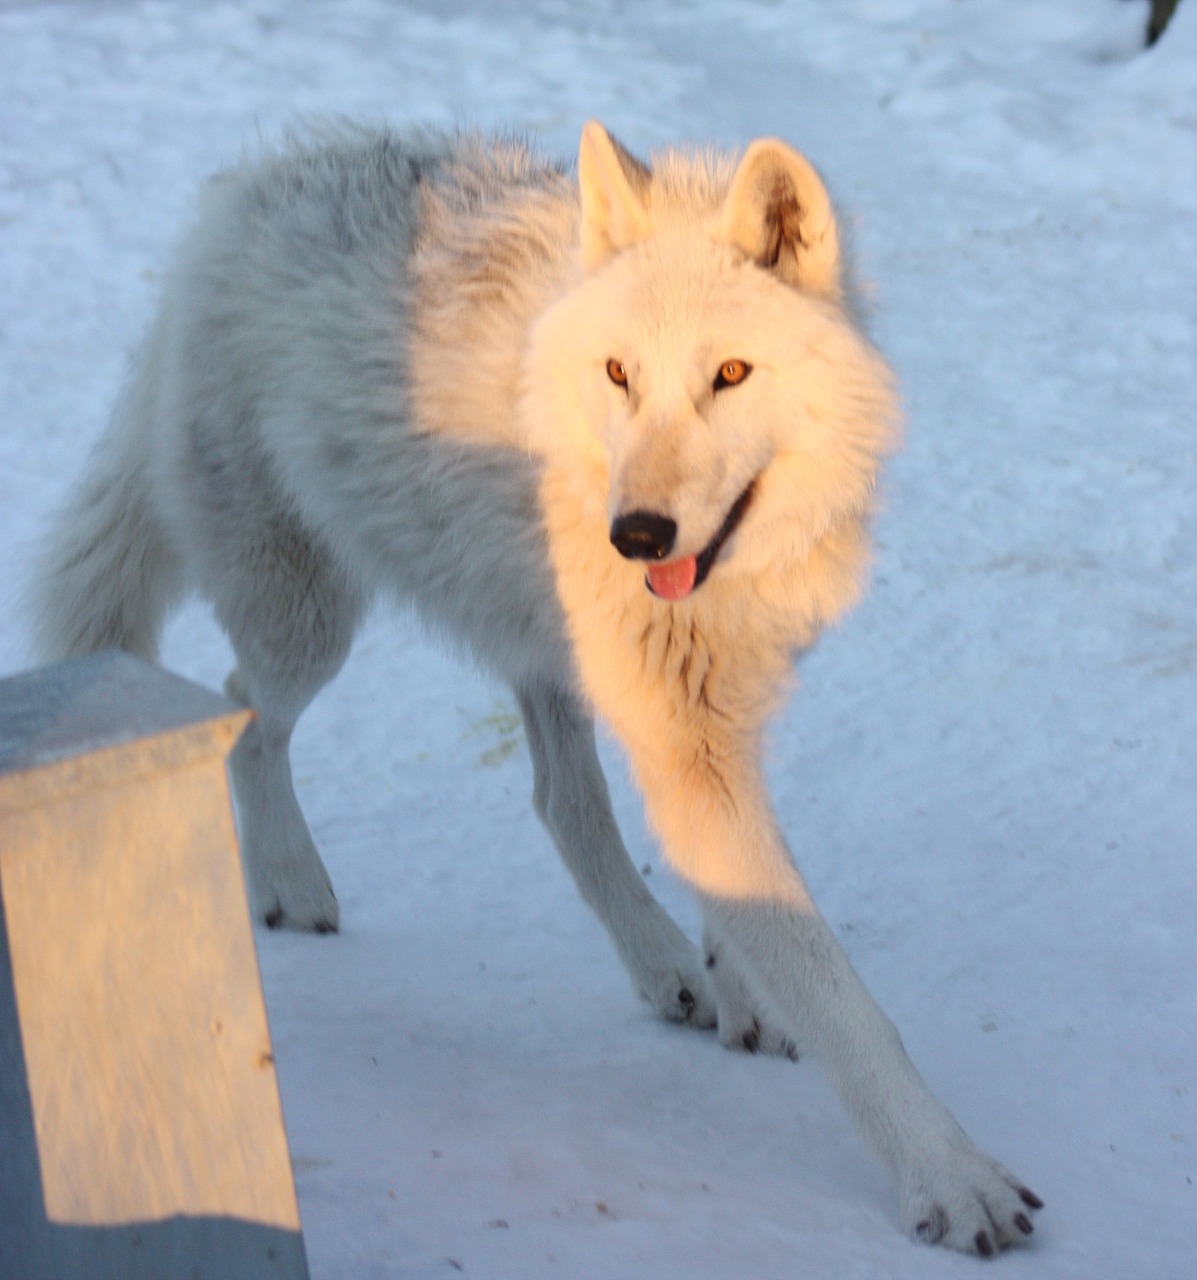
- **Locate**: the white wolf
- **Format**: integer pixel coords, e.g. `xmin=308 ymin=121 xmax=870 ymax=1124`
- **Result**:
xmin=34 ymin=122 xmax=1041 ymax=1253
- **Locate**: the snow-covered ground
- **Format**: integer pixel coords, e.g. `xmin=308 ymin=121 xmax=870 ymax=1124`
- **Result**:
xmin=2 ymin=1 xmax=1194 ymax=1275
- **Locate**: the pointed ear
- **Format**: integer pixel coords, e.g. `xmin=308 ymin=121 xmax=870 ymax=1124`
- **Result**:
xmin=719 ymin=139 xmax=841 ymax=297
xmin=578 ymin=121 xmax=652 ymax=270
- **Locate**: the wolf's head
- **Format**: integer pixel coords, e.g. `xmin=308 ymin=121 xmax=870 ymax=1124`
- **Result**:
xmin=523 ymin=122 xmax=897 ymax=611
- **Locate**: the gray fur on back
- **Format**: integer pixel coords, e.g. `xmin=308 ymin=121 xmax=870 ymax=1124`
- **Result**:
xmin=35 ymin=126 xmax=576 ymax=690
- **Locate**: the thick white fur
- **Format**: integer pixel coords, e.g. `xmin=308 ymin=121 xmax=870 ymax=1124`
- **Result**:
xmin=32 ymin=122 xmax=1039 ymax=1253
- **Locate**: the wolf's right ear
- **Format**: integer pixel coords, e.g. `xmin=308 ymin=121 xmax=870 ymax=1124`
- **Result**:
xmin=578 ymin=121 xmax=652 ymax=270
xmin=719 ymin=139 xmax=841 ymax=298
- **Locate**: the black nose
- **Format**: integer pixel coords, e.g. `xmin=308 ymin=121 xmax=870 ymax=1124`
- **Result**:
xmin=610 ymin=510 xmax=677 ymax=561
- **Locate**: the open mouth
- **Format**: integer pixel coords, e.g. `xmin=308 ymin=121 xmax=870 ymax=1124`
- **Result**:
xmin=645 ymin=480 xmax=757 ymax=601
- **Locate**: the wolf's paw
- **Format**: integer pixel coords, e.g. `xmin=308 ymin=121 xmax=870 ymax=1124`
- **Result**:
xmin=253 ymin=863 xmax=340 ymax=934
xmin=638 ymin=953 xmax=718 ymax=1028
xmin=622 ymin=909 xmax=718 ymax=1027
xmin=717 ymin=1009 xmax=801 ymax=1060
xmin=627 ymin=936 xmax=717 ymax=1027
xmin=900 ymin=1141 xmax=1042 ymax=1256
xmin=704 ymin=941 xmax=800 ymax=1060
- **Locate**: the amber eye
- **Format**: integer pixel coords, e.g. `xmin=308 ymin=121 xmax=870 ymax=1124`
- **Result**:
xmin=606 ymin=358 xmax=629 ymax=388
xmin=713 ymin=358 xmax=751 ymax=391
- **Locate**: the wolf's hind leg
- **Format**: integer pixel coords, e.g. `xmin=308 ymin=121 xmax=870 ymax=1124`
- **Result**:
xmin=212 ymin=521 xmax=366 ymax=933
xmin=516 ymin=682 xmax=716 ymax=1027
xmin=224 ymin=673 xmax=340 ymax=933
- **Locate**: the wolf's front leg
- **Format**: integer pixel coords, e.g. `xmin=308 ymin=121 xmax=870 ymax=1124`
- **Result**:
xmin=631 ymin=744 xmax=1041 ymax=1255
xmin=517 ymin=682 xmax=716 ymax=1028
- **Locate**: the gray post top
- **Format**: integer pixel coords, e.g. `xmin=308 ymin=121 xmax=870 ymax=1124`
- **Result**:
xmin=0 ymin=651 xmax=252 ymax=806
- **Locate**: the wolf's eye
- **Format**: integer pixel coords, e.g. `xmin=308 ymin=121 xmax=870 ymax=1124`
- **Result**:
xmin=713 ymin=359 xmax=751 ymax=391
xmin=606 ymin=358 xmax=628 ymax=388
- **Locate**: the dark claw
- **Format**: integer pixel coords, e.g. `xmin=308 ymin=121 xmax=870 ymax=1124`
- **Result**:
xmin=704 ymin=952 xmax=717 ymax=970
xmin=975 ymin=1231 xmax=994 ymax=1258
xmin=742 ymin=1025 xmax=760 ymax=1053
xmin=314 ymin=919 xmax=337 ymax=934
xmin=1018 ymin=1187 xmax=1044 ymax=1210
xmin=916 ymin=1208 xmax=947 ymax=1244
xmin=264 ymin=906 xmax=283 ymax=929
xmin=784 ymin=1040 xmax=800 ymax=1062
xmin=1014 ymin=1212 xmax=1034 ymax=1237
xmin=677 ymin=987 xmax=696 ymax=1014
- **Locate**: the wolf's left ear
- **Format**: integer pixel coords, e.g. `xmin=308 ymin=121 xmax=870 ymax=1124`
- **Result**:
xmin=578 ymin=121 xmax=652 ymax=270
xmin=719 ymin=140 xmax=841 ymax=297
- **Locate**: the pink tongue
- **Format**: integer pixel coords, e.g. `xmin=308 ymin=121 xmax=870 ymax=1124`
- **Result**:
xmin=646 ymin=556 xmax=698 ymax=601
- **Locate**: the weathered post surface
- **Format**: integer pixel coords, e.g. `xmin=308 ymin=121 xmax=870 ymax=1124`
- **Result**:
xmin=0 ymin=651 xmax=309 ymax=1279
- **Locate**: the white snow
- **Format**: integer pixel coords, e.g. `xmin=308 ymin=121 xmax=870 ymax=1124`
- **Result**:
xmin=1 ymin=1 xmax=1194 ymax=1276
